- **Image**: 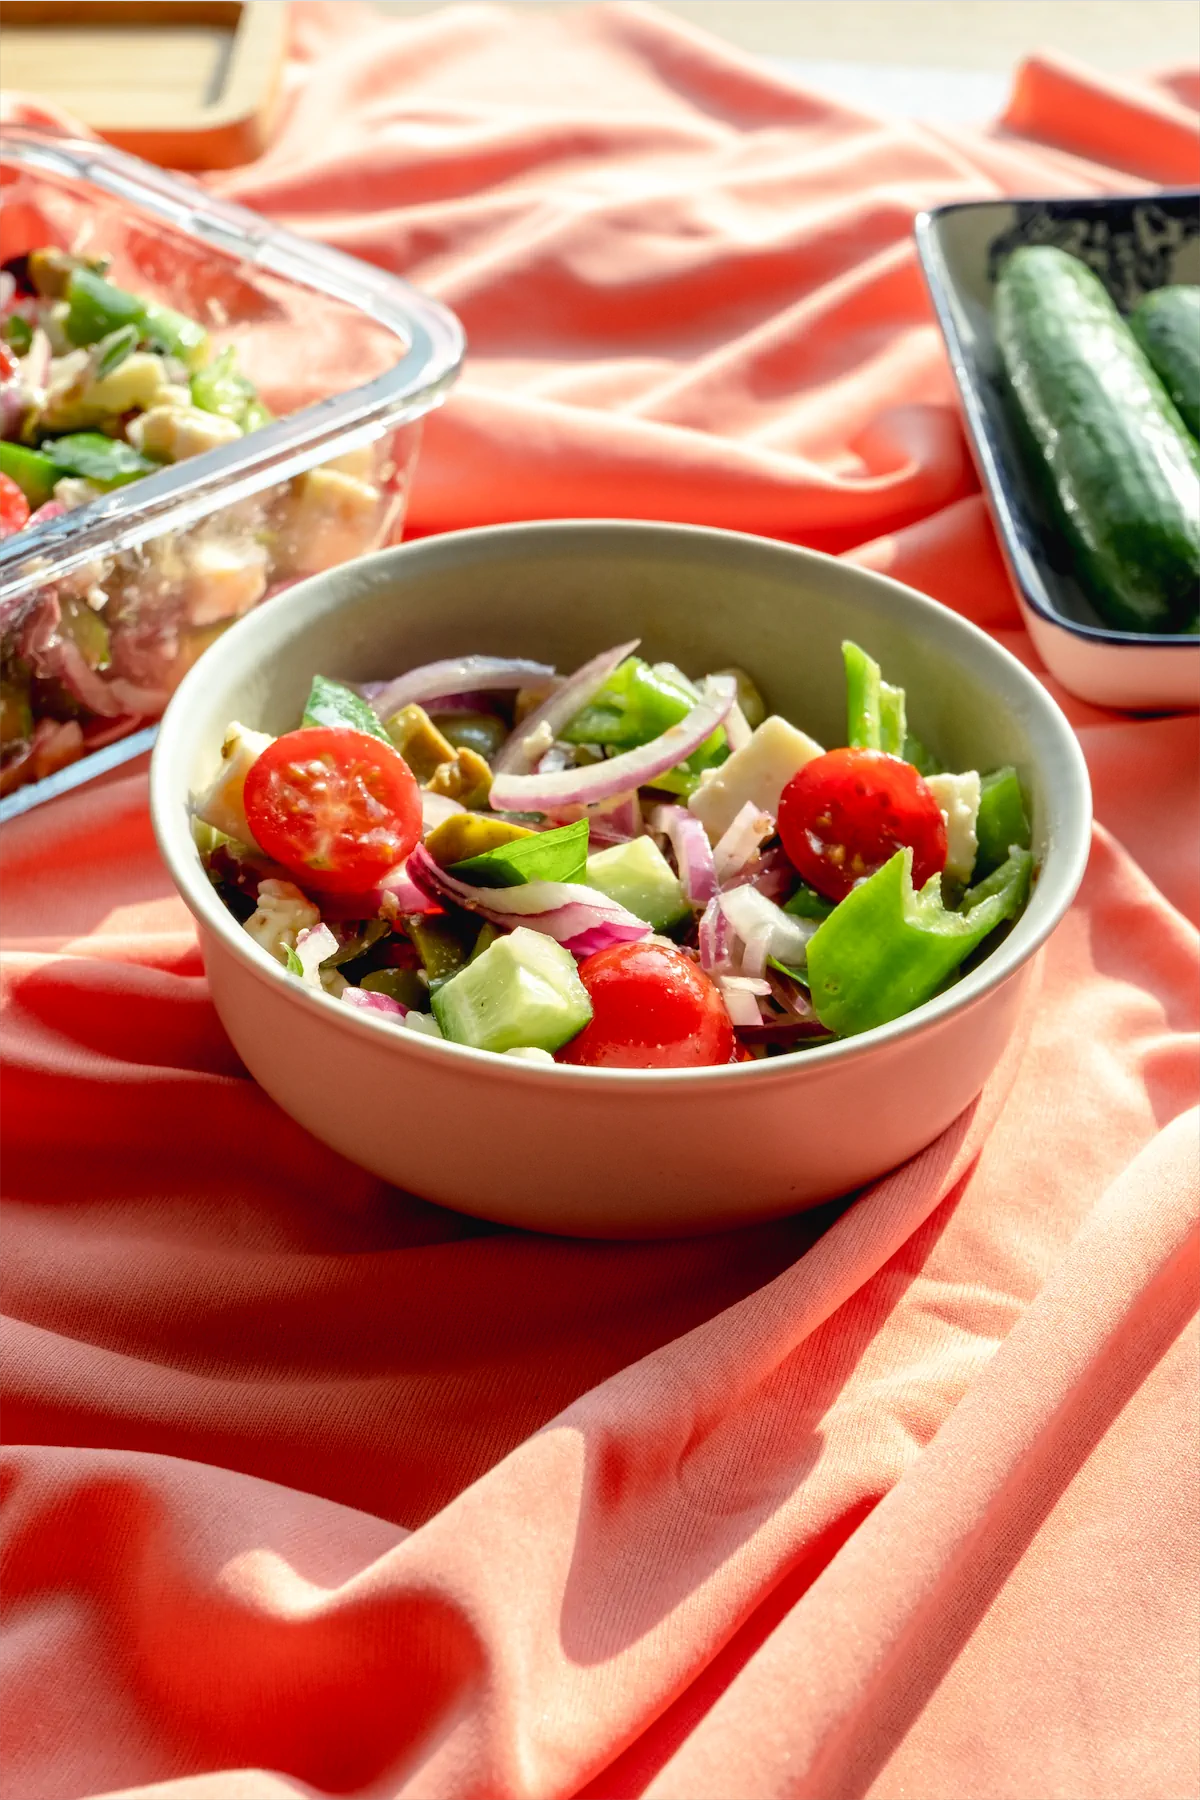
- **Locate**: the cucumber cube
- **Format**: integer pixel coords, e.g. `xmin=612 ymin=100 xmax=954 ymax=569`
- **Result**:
xmin=583 ymin=836 xmax=689 ymax=929
xmin=431 ymin=926 xmax=591 ymax=1055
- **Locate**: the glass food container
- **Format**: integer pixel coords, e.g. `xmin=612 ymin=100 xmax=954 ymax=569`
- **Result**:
xmin=0 ymin=124 xmax=465 ymax=817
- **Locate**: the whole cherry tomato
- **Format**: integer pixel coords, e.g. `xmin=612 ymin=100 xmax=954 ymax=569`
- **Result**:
xmin=777 ymin=747 xmax=947 ymax=902
xmin=558 ymin=940 xmax=735 ymax=1069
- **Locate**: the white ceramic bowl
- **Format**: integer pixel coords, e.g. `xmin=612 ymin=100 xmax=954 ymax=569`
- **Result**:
xmin=151 ymin=522 xmax=1091 ymax=1238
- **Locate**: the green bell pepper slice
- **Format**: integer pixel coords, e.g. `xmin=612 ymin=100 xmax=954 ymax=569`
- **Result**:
xmin=783 ymin=880 xmax=835 ymax=922
xmin=64 ymin=267 xmax=145 ymax=347
xmin=191 ymin=346 xmax=262 ymax=425
xmin=561 ymin=654 xmax=728 ymax=796
xmin=975 ymin=766 xmax=1031 ymax=878
xmin=141 ymin=303 xmax=209 ymax=371
xmin=806 ymin=845 xmax=1033 ymax=1037
xmin=843 ymin=639 xmax=907 ymax=757
xmin=0 ymin=442 xmax=58 ymax=508
xmin=563 ymin=656 xmax=692 ymax=747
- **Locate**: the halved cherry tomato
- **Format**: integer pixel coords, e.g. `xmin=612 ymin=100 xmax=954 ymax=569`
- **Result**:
xmin=777 ymin=747 xmax=947 ymax=903
xmin=0 ymin=472 xmax=30 ymax=539
xmin=0 ymin=342 xmax=18 ymax=383
xmin=558 ymin=940 xmax=735 ymax=1069
xmin=243 ymin=727 xmax=422 ymax=894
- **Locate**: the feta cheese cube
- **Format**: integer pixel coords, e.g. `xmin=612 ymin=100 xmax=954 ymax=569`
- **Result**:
xmin=926 ymin=770 xmax=981 ymax=884
xmin=192 ymin=720 xmax=274 ymax=845
xmin=689 ymin=714 xmax=824 ymax=842
xmin=243 ymin=880 xmax=320 ymax=964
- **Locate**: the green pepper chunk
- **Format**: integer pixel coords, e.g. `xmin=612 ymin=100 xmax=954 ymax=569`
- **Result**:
xmin=843 ymin=640 xmax=882 ymax=751
xmin=806 ymin=846 xmax=1033 ymax=1037
xmin=561 ymin=655 xmax=728 ymax=796
xmin=448 ymin=817 xmax=589 ymax=888
xmin=902 ymin=731 xmax=942 ymax=777
xmin=974 ymin=767 xmax=1032 ymax=878
xmin=191 ymin=346 xmax=260 ymax=423
xmin=142 ymin=303 xmax=209 ymax=370
xmin=0 ymin=442 xmax=57 ymax=508
xmin=301 ymin=674 xmax=390 ymax=743
xmin=64 ymin=267 xmax=145 ymax=347
xmin=783 ymin=880 xmax=835 ymax=922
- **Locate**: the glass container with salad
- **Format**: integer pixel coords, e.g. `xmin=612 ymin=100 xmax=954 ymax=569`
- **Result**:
xmin=193 ymin=637 xmax=1035 ymax=1067
xmin=0 ymin=126 xmax=463 ymax=804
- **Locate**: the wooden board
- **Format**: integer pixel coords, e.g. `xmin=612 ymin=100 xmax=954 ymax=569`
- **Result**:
xmin=1 ymin=1 xmax=287 ymax=168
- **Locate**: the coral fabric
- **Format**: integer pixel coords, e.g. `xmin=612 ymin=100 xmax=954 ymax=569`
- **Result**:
xmin=2 ymin=6 xmax=1199 ymax=1799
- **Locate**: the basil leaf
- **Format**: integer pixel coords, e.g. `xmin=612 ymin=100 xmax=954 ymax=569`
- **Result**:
xmin=301 ymin=675 xmax=390 ymax=743
xmin=45 ymin=432 xmax=159 ymax=487
xmin=448 ymin=817 xmax=589 ymax=888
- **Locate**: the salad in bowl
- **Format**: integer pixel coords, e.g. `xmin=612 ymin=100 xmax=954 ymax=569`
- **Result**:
xmin=192 ymin=637 xmax=1034 ymax=1067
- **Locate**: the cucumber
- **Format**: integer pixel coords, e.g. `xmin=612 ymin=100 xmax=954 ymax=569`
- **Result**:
xmin=431 ymin=927 xmax=591 ymax=1055
xmin=994 ymin=246 xmax=1200 ymax=634
xmin=583 ymin=836 xmax=689 ymax=930
xmin=1130 ymin=285 xmax=1200 ymax=441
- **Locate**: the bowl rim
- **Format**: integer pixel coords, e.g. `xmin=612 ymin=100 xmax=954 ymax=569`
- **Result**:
xmin=913 ymin=192 xmax=1200 ymax=654
xmin=151 ymin=519 xmax=1093 ymax=1087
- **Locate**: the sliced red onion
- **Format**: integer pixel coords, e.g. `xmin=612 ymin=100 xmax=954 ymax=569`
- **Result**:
xmin=342 ymin=987 xmax=407 ymax=1018
xmin=490 ymin=675 xmax=736 ymax=813
xmin=0 ymin=381 xmax=24 ymax=440
xmin=421 ymin=791 xmax=465 ymax=832
xmin=371 ymin=657 xmax=557 ymax=723
xmin=294 ymin=922 xmax=339 ymax=987
xmin=0 ymin=272 xmax=13 ymax=311
xmin=422 ymin=691 xmax=504 ymax=717
xmin=720 ymin=884 xmax=817 ymax=972
xmin=767 ymin=968 xmax=814 ymax=1016
xmin=27 ymin=500 xmax=68 ymax=528
xmin=725 ymin=701 xmax=752 ymax=753
xmin=698 ymin=894 xmax=732 ymax=974
xmin=407 ymin=842 xmax=650 ymax=955
xmin=493 ymin=640 xmax=639 ymax=776
xmin=650 ymin=804 xmax=715 ymax=906
xmin=717 ymin=975 xmax=769 ymax=1028
xmin=546 ymin=791 xmax=642 ymax=847
xmin=713 ymin=801 xmax=775 ymax=886
xmin=315 ymin=859 xmax=443 ymax=923
xmin=723 ymin=846 xmax=793 ymax=903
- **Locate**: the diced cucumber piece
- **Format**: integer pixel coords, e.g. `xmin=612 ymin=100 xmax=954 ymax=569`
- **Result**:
xmin=431 ymin=927 xmax=591 ymax=1054
xmin=583 ymin=836 xmax=689 ymax=929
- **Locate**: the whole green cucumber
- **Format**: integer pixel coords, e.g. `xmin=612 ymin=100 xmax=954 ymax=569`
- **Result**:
xmin=994 ymin=246 xmax=1200 ymax=633
xmin=1130 ymin=284 xmax=1200 ymax=440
